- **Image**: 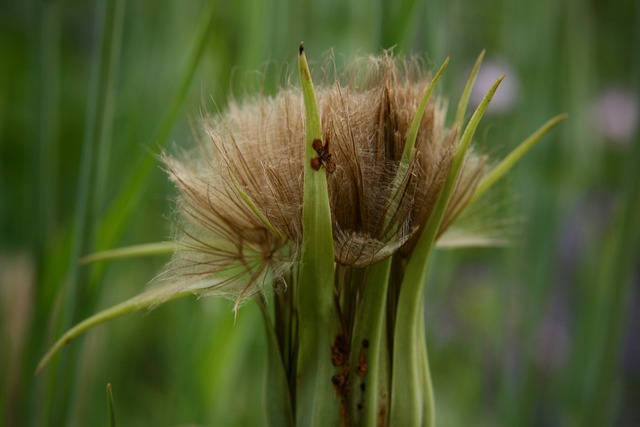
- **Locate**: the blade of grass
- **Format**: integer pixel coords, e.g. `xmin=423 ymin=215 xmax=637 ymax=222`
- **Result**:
xmin=43 ymin=1 xmax=119 ymax=424
xmin=95 ymin=1 xmax=216 ymax=254
xmin=106 ymin=383 xmax=116 ymax=427
xmin=92 ymin=0 xmax=126 ymax=217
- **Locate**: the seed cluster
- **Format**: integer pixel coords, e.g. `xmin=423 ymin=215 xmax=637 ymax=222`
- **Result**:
xmin=160 ymin=53 xmax=486 ymax=305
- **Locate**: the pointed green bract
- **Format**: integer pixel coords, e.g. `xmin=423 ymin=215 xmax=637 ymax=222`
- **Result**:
xmin=455 ymin=50 xmax=485 ymax=127
xmin=468 ymin=113 xmax=569 ymax=207
xmin=403 ymin=57 xmax=450 ymax=163
xmin=35 ymin=287 xmax=192 ymax=375
xmin=381 ymin=57 xmax=450 ymax=238
xmin=79 ymin=242 xmax=176 ymax=264
xmin=390 ymin=73 xmax=504 ymax=427
xmin=295 ymin=43 xmax=341 ymax=427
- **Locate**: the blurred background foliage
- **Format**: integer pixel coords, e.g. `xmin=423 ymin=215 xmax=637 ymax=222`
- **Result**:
xmin=1 ymin=0 xmax=638 ymax=425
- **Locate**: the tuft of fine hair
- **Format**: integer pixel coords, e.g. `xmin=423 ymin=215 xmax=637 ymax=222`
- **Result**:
xmin=158 ymin=52 xmax=486 ymax=305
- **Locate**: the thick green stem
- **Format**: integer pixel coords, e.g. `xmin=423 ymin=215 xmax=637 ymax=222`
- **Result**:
xmin=348 ymin=258 xmax=392 ymax=426
xmin=258 ymin=299 xmax=294 ymax=427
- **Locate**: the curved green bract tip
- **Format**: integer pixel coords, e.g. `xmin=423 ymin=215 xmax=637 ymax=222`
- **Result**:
xmin=35 ymin=287 xmax=191 ymax=375
xmin=403 ymin=56 xmax=450 ymax=162
xmin=79 ymin=242 xmax=176 ymax=265
xmin=468 ymin=113 xmax=569 ymax=207
xmin=455 ymin=50 xmax=486 ymax=127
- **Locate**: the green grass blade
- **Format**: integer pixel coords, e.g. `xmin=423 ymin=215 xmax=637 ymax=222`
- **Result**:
xmin=93 ymin=0 xmax=126 ymax=217
xmin=106 ymin=383 xmax=116 ymax=427
xmin=295 ymin=43 xmax=341 ymax=427
xmin=95 ymin=2 xmax=216 ymax=253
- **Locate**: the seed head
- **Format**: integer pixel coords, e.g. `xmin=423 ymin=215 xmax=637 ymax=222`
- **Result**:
xmin=161 ymin=52 xmax=486 ymax=305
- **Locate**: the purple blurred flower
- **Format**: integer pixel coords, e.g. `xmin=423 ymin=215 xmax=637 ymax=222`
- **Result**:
xmin=468 ymin=57 xmax=520 ymax=115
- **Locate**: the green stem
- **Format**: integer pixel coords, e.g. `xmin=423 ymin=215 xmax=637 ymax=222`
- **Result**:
xmin=258 ymin=299 xmax=294 ymax=427
xmin=348 ymin=259 xmax=392 ymax=426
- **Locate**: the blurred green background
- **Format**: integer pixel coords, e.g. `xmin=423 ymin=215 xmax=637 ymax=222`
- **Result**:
xmin=1 ymin=0 xmax=638 ymax=425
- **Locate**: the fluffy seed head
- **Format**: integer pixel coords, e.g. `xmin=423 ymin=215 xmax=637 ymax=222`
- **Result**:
xmin=161 ymin=53 xmax=485 ymax=304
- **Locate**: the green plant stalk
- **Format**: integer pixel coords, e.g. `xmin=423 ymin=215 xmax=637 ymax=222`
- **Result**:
xmin=258 ymin=299 xmax=294 ymax=427
xmin=295 ymin=44 xmax=341 ymax=427
xmin=347 ymin=258 xmax=392 ymax=425
xmin=417 ymin=305 xmax=434 ymax=425
xmin=390 ymin=74 xmax=504 ymax=426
